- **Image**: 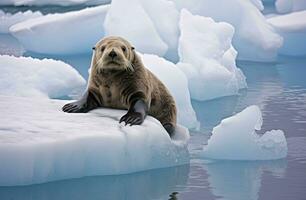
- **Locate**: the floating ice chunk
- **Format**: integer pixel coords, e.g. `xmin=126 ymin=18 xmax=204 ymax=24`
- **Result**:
xmin=139 ymin=0 xmax=180 ymax=53
xmin=275 ymin=0 xmax=306 ymax=13
xmin=0 ymin=55 xmax=85 ymax=98
xmin=0 ymin=95 xmax=189 ymax=186
xmin=0 ymin=0 xmax=110 ymax=6
xmin=267 ymin=10 xmax=306 ymax=56
xmin=0 ymin=10 xmax=42 ymax=33
xmin=177 ymin=9 xmax=247 ymax=101
xmin=10 ymin=5 xmax=109 ymax=55
xmin=140 ymin=53 xmax=199 ymax=129
xmin=202 ymin=105 xmax=288 ymax=160
xmin=104 ymin=0 xmax=168 ymax=56
xmin=171 ymin=0 xmax=283 ymax=62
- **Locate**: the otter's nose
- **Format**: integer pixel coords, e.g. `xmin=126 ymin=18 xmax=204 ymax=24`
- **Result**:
xmin=109 ymin=50 xmax=117 ymax=58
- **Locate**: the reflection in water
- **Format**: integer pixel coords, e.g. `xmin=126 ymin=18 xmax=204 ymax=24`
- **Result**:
xmin=192 ymin=95 xmax=239 ymax=132
xmin=204 ymin=160 xmax=287 ymax=200
xmin=0 ymin=165 xmax=189 ymax=200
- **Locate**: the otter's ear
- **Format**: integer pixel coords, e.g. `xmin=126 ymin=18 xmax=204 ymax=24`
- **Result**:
xmin=92 ymin=47 xmax=96 ymax=50
xmin=131 ymin=46 xmax=135 ymax=50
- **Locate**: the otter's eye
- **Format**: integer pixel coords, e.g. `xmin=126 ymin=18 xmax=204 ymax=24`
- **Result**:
xmin=122 ymin=46 xmax=126 ymax=52
xmin=101 ymin=46 xmax=105 ymax=52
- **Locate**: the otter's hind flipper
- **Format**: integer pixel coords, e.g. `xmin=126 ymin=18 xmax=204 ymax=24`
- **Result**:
xmin=62 ymin=90 xmax=99 ymax=113
xmin=163 ymin=123 xmax=175 ymax=137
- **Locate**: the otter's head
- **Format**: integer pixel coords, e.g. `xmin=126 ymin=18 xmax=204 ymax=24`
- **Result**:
xmin=92 ymin=36 xmax=135 ymax=72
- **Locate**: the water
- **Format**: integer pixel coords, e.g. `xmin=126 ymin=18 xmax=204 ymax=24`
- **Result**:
xmin=1 ymin=10 xmax=306 ymax=200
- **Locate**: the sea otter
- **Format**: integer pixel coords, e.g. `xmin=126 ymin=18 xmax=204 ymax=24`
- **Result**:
xmin=62 ymin=36 xmax=177 ymax=136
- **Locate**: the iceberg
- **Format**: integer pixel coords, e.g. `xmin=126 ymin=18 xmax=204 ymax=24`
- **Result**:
xmin=0 ymin=55 xmax=86 ymax=98
xmin=202 ymin=105 xmax=288 ymax=160
xmin=267 ymin=10 xmax=306 ymax=56
xmin=171 ymin=0 xmax=283 ymax=62
xmin=275 ymin=0 xmax=306 ymax=13
xmin=104 ymin=0 xmax=168 ymax=56
xmin=0 ymin=0 xmax=110 ymax=6
xmin=140 ymin=53 xmax=199 ymax=129
xmin=139 ymin=0 xmax=180 ymax=55
xmin=0 ymin=95 xmax=189 ymax=186
xmin=177 ymin=9 xmax=247 ymax=101
xmin=0 ymin=10 xmax=42 ymax=33
xmin=10 ymin=5 xmax=109 ymax=55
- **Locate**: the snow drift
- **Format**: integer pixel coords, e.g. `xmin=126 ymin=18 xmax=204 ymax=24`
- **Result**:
xmin=0 ymin=55 xmax=86 ymax=98
xmin=177 ymin=9 xmax=247 ymax=101
xmin=202 ymin=105 xmax=288 ymax=160
xmin=0 ymin=95 xmax=190 ymax=186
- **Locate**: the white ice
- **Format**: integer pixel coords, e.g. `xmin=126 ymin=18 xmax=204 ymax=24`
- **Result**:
xmin=140 ymin=53 xmax=199 ymax=129
xmin=0 ymin=95 xmax=190 ymax=186
xmin=0 ymin=0 xmax=110 ymax=6
xmin=10 ymin=5 xmax=109 ymax=55
xmin=0 ymin=55 xmax=86 ymax=98
xmin=275 ymin=0 xmax=306 ymax=13
xmin=0 ymin=10 xmax=42 ymax=33
xmin=267 ymin=10 xmax=306 ymax=56
xmin=138 ymin=0 xmax=180 ymax=55
xmin=171 ymin=0 xmax=283 ymax=62
xmin=177 ymin=9 xmax=247 ymax=101
xmin=202 ymin=105 xmax=288 ymax=160
xmin=104 ymin=0 xmax=168 ymax=56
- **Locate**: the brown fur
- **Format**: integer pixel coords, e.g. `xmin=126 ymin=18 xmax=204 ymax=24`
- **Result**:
xmin=88 ymin=36 xmax=177 ymax=129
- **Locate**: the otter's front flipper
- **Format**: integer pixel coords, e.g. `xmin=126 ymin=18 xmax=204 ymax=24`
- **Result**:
xmin=120 ymin=99 xmax=148 ymax=126
xmin=62 ymin=90 xmax=99 ymax=113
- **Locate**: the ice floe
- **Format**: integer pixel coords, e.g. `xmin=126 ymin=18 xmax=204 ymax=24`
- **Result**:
xmin=267 ymin=10 xmax=306 ymax=56
xmin=0 ymin=55 xmax=86 ymax=98
xmin=10 ymin=5 xmax=109 ymax=55
xmin=177 ymin=9 xmax=247 ymax=101
xmin=140 ymin=53 xmax=199 ymax=129
xmin=0 ymin=95 xmax=189 ymax=186
xmin=171 ymin=0 xmax=283 ymax=62
xmin=275 ymin=0 xmax=306 ymax=13
xmin=0 ymin=10 xmax=42 ymax=33
xmin=202 ymin=105 xmax=288 ymax=160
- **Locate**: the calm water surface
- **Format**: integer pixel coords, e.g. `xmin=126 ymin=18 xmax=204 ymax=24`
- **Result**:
xmin=1 ymin=8 xmax=306 ymax=199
